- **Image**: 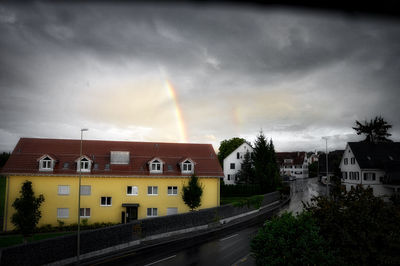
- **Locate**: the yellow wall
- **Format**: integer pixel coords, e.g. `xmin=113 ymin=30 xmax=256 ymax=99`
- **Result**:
xmin=4 ymin=175 xmax=220 ymax=231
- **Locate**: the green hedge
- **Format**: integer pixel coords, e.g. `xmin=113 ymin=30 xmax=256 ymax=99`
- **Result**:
xmin=221 ymin=184 xmax=268 ymax=197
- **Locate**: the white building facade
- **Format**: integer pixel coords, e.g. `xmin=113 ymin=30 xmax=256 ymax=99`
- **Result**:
xmin=340 ymin=142 xmax=400 ymax=198
xmin=223 ymin=142 xmax=253 ymax=184
xmin=276 ymin=152 xmax=309 ymax=179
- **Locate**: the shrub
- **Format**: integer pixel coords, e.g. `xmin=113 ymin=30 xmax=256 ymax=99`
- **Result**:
xmin=251 ymin=212 xmax=338 ymax=266
xmin=305 ymin=185 xmax=400 ymax=265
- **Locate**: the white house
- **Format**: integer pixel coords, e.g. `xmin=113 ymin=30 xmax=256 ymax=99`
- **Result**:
xmin=276 ymin=152 xmax=309 ymax=179
xmin=223 ymin=142 xmax=253 ymax=184
xmin=339 ymin=142 xmax=400 ymax=198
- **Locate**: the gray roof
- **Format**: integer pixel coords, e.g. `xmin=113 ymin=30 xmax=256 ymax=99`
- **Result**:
xmin=349 ymin=142 xmax=400 ymax=169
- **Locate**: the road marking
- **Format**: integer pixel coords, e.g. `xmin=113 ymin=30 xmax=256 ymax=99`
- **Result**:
xmin=232 ymin=253 xmax=251 ymax=266
xmin=219 ymin=234 xmax=239 ymax=242
xmin=144 ymin=255 xmax=177 ymax=266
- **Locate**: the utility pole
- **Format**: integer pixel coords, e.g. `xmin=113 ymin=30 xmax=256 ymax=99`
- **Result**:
xmin=322 ymin=137 xmax=329 ymax=197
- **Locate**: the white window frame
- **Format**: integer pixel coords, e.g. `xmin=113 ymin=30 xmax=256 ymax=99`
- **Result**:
xmin=80 ymin=208 xmax=91 ymax=218
xmin=149 ymin=158 xmax=163 ymax=174
xmin=147 ymin=208 xmax=158 ymax=217
xmin=181 ymin=159 xmax=194 ymax=174
xmin=168 ymin=186 xmax=178 ymax=195
xmin=127 ymin=186 xmax=138 ymax=196
xmin=39 ymin=156 xmax=54 ymax=171
xmin=57 ymin=208 xmax=69 ymax=218
xmin=76 ymin=156 xmax=91 ymax=173
xmin=148 ymin=186 xmax=158 ymax=195
xmin=58 ymin=185 xmax=70 ymax=195
xmin=100 ymin=196 xmax=112 ymax=206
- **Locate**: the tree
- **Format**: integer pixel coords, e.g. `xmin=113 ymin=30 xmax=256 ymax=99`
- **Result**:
xmin=252 ymin=131 xmax=280 ymax=192
xmin=182 ymin=174 xmax=203 ymax=211
xmin=0 ymin=151 xmax=10 ymax=168
xmin=236 ymin=151 xmax=255 ymax=184
xmin=217 ymin=137 xmax=245 ymax=167
xmin=251 ymin=212 xmax=338 ymax=266
xmin=305 ymin=185 xmax=400 ymax=265
xmin=353 ymin=116 xmax=392 ymax=143
xmin=11 ymin=181 xmax=45 ymax=242
xmin=308 ymin=161 xmax=318 ymax=177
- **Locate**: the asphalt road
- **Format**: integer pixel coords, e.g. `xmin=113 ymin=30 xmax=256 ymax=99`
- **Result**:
xmin=91 ymin=178 xmax=325 ymax=266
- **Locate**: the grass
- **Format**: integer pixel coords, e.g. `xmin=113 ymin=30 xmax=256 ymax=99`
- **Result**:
xmin=221 ymin=196 xmax=257 ymax=205
xmin=0 ymin=231 xmax=74 ymax=248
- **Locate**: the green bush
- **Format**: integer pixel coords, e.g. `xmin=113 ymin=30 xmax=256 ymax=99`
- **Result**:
xmin=251 ymin=212 xmax=338 ymax=266
xmin=305 ymin=185 xmax=400 ymax=265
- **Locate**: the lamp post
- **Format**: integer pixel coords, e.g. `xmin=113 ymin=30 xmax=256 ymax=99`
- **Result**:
xmin=322 ymin=137 xmax=329 ymax=197
xmin=77 ymin=128 xmax=88 ymax=262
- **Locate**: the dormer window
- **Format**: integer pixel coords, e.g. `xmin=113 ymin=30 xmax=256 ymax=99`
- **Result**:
xmin=38 ymin=154 xmax=55 ymax=172
xmin=149 ymin=158 xmax=164 ymax=174
xmin=76 ymin=156 xmax=92 ymax=173
xmin=180 ymin=158 xmax=195 ymax=174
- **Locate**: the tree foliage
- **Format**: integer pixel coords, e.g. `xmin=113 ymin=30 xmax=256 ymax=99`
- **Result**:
xmin=0 ymin=151 xmax=10 ymax=168
xmin=252 ymin=131 xmax=281 ymax=191
xmin=251 ymin=212 xmax=338 ymax=266
xmin=353 ymin=116 xmax=392 ymax=143
xmin=236 ymin=151 xmax=255 ymax=184
xmin=11 ymin=181 xmax=45 ymax=238
xmin=305 ymin=185 xmax=400 ymax=265
xmin=182 ymin=174 xmax=203 ymax=211
xmin=217 ymin=137 xmax=245 ymax=167
xmin=308 ymin=161 xmax=318 ymax=177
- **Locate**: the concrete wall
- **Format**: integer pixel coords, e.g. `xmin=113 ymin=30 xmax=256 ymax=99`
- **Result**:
xmin=0 ymin=191 xmax=280 ymax=266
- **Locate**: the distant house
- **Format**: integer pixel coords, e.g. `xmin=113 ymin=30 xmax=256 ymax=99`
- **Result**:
xmin=307 ymin=152 xmax=319 ymax=164
xmin=223 ymin=142 xmax=253 ymax=184
xmin=339 ymin=142 xmax=400 ymax=198
xmin=276 ymin=152 xmax=309 ymax=179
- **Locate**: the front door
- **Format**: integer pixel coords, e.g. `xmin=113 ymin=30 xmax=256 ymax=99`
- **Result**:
xmin=126 ymin=207 xmax=138 ymax=223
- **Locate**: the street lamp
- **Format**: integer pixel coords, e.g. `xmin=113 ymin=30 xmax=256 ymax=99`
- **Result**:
xmin=77 ymin=128 xmax=88 ymax=262
xmin=322 ymin=137 xmax=329 ymax=197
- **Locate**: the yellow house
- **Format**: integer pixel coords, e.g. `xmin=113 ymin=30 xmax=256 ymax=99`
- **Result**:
xmin=1 ymin=138 xmax=223 ymax=231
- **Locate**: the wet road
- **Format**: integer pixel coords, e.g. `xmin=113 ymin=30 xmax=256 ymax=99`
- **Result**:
xmin=93 ymin=178 xmax=325 ymax=266
xmin=280 ymin=177 xmax=326 ymax=215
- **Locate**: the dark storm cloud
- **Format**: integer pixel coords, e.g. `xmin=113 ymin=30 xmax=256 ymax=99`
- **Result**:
xmin=0 ymin=2 xmax=400 ymax=152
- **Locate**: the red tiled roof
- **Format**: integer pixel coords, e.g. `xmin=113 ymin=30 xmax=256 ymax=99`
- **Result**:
xmin=276 ymin=152 xmax=306 ymax=166
xmin=1 ymin=138 xmax=223 ymax=177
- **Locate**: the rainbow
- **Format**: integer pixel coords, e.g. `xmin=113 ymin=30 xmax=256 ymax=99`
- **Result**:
xmin=165 ymin=79 xmax=188 ymax=143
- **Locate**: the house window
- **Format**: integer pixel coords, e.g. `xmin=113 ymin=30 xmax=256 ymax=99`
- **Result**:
xmin=127 ymin=186 xmax=138 ymax=195
xmin=351 ymin=157 xmax=355 ymax=164
xmin=147 ymin=208 xmax=158 ymax=217
xmin=58 ymin=185 xmax=70 ymax=195
xmin=42 ymin=158 xmax=52 ymax=169
xmin=168 ymin=186 xmax=178 ymax=195
xmin=80 ymin=185 xmax=91 ymax=195
xmin=63 ymin=162 xmax=69 ymax=169
xmin=182 ymin=160 xmax=193 ymax=173
xmin=230 ymin=163 xmax=235 ymax=169
xmin=237 ymin=152 xmax=240 ymax=159
xmin=363 ymin=173 xmax=376 ymax=181
xmin=93 ymin=163 xmax=99 ymax=170
xmin=81 ymin=158 xmax=89 ymax=170
xmin=57 ymin=208 xmax=69 ymax=218
xmin=227 ymin=174 xmax=231 ymax=180
xmin=344 ymin=158 xmax=348 ymax=165
xmin=148 ymin=186 xmax=158 ymax=195
xmin=355 ymin=172 xmax=359 ymax=180
xmin=80 ymin=208 xmax=91 ymax=217
xmin=150 ymin=159 xmax=163 ymax=173
xmin=100 ymin=196 xmax=112 ymax=206
xmin=105 ymin=164 xmax=110 ymax=171
xmin=167 ymin=207 xmax=178 ymax=215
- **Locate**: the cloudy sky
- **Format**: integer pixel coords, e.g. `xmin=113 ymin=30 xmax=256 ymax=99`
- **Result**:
xmin=1 ymin=2 xmax=400 ymax=153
